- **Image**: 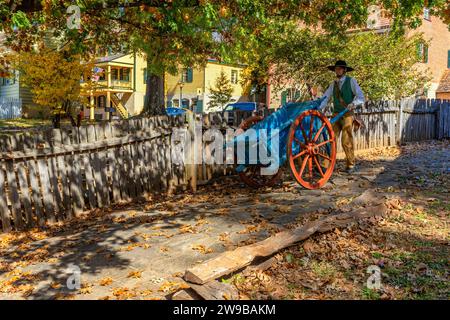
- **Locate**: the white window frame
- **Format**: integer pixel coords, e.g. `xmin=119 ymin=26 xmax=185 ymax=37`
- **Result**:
xmin=423 ymin=7 xmax=431 ymax=21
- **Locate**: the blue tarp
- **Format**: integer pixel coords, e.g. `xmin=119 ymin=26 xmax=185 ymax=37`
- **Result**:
xmin=229 ymin=98 xmax=327 ymax=172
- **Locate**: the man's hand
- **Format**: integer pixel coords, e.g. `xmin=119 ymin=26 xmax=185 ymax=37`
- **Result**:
xmin=347 ymin=103 xmax=356 ymax=111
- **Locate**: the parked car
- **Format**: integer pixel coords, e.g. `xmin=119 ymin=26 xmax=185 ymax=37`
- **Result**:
xmin=221 ymin=102 xmax=267 ymax=127
xmin=223 ymin=102 xmax=262 ymax=112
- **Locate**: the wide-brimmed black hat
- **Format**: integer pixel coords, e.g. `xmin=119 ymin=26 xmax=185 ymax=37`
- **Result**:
xmin=327 ymin=60 xmax=354 ymax=72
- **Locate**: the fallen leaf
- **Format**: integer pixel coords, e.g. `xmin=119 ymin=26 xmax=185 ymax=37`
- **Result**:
xmin=192 ymin=244 xmax=213 ymax=254
xmin=99 ymin=277 xmax=113 ymax=286
xmin=127 ymin=271 xmax=142 ymax=279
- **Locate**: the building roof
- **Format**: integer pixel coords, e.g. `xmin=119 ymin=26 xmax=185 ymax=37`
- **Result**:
xmin=95 ymin=53 xmax=128 ymax=63
xmin=436 ymin=70 xmax=450 ymax=93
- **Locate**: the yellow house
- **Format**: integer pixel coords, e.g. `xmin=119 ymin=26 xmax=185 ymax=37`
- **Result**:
xmin=165 ymin=59 xmax=249 ymax=113
xmin=82 ymin=54 xmax=248 ymax=119
xmin=81 ymin=52 xmax=147 ymax=120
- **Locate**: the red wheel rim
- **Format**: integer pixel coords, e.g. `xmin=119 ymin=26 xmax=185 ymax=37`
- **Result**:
xmin=236 ymin=116 xmax=283 ymax=188
xmin=287 ymin=110 xmax=336 ymax=189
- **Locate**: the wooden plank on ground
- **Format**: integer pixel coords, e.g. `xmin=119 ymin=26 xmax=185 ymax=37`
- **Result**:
xmin=171 ymin=289 xmax=199 ymax=300
xmin=242 ymin=256 xmax=278 ymax=276
xmin=188 ymin=281 xmax=239 ymax=300
xmin=184 ymin=202 xmax=388 ymax=284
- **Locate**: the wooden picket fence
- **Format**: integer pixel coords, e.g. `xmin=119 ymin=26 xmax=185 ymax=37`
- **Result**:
xmin=0 ymin=97 xmax=22 ymax=120
xmin=0 ymin=98 xmax=448 ymax=232
xmin=0 ymin=117 xmax=187 ymax=232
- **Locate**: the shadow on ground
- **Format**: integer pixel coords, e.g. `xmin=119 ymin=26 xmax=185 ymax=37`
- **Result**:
xmin=0 ymin=140 xmax=448 ymax=299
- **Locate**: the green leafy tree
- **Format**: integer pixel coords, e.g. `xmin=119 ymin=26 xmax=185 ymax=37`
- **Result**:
xmin=262 ymin=26 xmax=431 ymax=101
xmin=10 ymin=49 xmax=97 ymax=127
xmin=208 ymin=70 xmax=233 ymax=111
xmin=341 ymin=32 xmax=431 ymax=100
xmin=1 ymin=1 xmax=447 ymax=114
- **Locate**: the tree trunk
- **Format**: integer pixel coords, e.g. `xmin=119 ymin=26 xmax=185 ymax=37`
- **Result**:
xmin=144 ymin=60 xmax=165 ymax=116
xmin=52 ymin=113 xmax=61 ymax=129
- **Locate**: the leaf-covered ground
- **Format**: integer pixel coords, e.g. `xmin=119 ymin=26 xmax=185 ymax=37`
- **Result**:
xmin=0 ymin=141 xmax=448 ymax=300
xmin=233 ymin=142 xmax=449 ymax=300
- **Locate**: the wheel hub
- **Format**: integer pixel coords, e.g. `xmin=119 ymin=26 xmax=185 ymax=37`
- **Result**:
xmin=306 ymin=143 xmax=319 ymax=155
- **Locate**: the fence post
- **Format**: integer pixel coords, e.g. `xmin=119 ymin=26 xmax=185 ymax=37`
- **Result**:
xmin=186 ymin=111 xmax=197 ymax=192
xmin=396 ymin=99 xmax=404 ymax=144
xmin=437 ymin=100 xmax=450 ymax=140
xmin=436 ymin=99 xmax=447 ymax=140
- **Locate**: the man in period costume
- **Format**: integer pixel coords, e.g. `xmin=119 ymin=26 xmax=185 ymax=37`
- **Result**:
xmin=318 ymin=60 xmax=365 ymax=173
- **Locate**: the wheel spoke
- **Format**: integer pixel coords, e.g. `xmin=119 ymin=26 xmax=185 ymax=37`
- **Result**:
xmin=309 ymin=116 xmax=314 ymax=141
xmin=317 ymin=152 xmax=331 ymax=161
xmin=298 ymin=154 xmax=309 ymax=178
xmin=313 ymin=155 xmax=325 ymax=177
xmin=316 ymin=139 xmax=333 ymax=148
xmin=292 ymin=149 xmax=307 ymax=160
xmin=294 ymin=137 xmax=306 ymax=148
xmin=308 ymin=156 xmax=313 ymax=180
xmin=313 ymin=122 xmax=326 ymax=142
xmin=299 ymin=123 xmax=309 ymax=143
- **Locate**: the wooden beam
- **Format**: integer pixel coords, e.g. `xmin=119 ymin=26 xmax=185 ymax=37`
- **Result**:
xmin=184 ymin=202 xmax=388 ymax=284
xmin=188 ymin=281 xmax=239 ymax=300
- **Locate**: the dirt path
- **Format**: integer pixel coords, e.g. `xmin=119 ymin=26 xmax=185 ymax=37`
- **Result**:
xmin=0 ymin=141 xmax=448 ymax=300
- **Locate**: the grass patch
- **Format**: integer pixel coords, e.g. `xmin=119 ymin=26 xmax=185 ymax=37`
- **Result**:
xmin=361 ymin=287 xmax=381 ymax=300
xmin=0 ymin=118 xmax=51 ymax=128
xmin=371 ymin=252 xmax=383 ymax=259
xmin=310 ymin=261 xmax=337 ymax=280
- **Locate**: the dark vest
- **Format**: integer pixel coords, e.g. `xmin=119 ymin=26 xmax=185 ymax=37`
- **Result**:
xmin=333 ymin=76 xmax=354 ymax=113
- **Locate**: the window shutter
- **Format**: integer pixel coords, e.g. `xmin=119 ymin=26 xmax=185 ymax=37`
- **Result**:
xmin=424 ymin=45 xmax=428 ymax=63
xmin=143 ymin=68 xmax=147 ymax=84
xmin=187 ymin=68 xmax=193 ymax=83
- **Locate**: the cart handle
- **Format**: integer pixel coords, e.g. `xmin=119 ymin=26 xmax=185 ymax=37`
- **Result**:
xmin=329 ymin=108 xmax=349 ymax=125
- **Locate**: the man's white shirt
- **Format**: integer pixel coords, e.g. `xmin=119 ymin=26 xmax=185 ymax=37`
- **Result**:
xmin=318 ymin=75 xmax=365 ymax=110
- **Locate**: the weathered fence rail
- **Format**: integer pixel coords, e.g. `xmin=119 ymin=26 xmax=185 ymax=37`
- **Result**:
xmin=0 ymin=98 xmax=448 ymax=232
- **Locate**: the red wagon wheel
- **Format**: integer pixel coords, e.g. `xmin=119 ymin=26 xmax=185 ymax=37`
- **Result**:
xmin=235 ymin=115 xmax=283 ymax=188
xmin=287 ymin=110 xmax=336 ymax=190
